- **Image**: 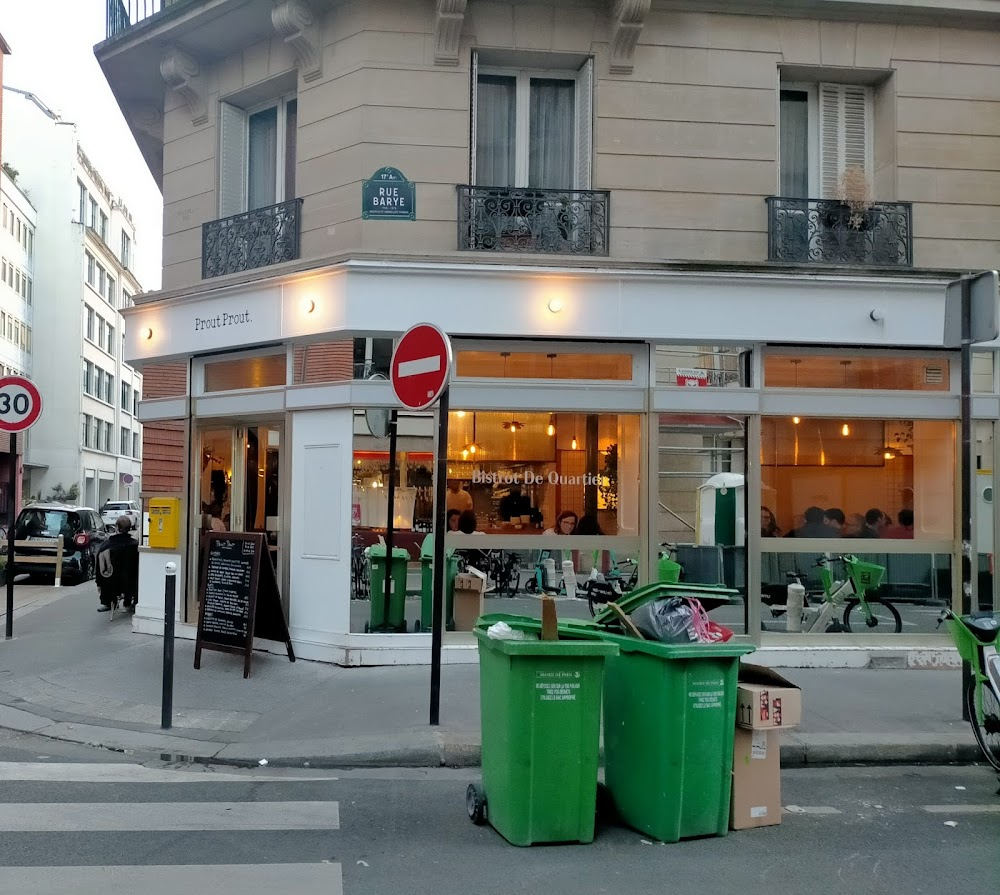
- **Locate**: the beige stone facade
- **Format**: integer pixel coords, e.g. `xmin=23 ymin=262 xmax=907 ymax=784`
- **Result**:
xmin=97 ymin=1 xmax=1000 ymax=293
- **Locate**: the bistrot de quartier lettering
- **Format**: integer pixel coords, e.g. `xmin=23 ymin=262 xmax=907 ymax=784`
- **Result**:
xmin=472 ymin=470 xmax=605 ymax=486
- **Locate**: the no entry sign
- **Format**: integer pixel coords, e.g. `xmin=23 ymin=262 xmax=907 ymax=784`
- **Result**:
xmin=390 ymin=324 xmax=452 ymax=410
xmin=0 ymin=376 xmax=42 ymax=432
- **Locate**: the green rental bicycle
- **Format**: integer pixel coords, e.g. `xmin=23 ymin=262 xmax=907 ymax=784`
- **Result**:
xmin=779 ymin=554 xmax=901 ymax=633
xmin=938 ymin=608 xmax=1000 ymax=772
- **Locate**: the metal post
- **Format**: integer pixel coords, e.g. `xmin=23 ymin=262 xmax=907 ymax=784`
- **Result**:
xmin=5 ymin=432 xmax=15 ymax=640
xmin=382 ymin=410 xmax=399 ymax=632
xmin=960 ymin=277 xmax=974 ymax=721
xmin=162 ymin=561 xmax=176 ymax=729
xmin=429 ymin=387 xmax=449 ymax=726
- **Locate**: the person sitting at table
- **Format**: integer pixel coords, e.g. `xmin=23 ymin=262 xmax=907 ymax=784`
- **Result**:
xmin=498 ymin=484 xmax=531 ymax=522
xmin=447 ymin=509 xmax=461 ymax=532
xmin=544 ymin=510 xmax=578 ymax=536
xmin=457 ymin=509 xmax=483 ymax=535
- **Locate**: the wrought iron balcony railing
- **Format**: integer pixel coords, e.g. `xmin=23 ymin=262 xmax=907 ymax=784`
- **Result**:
xmin=766 ymin=196 xmax=913 ymax=267
xmin=457 ymin=186 xmax=610 ymax=255
xmin=202 ymin=199 xmax=303 ymax=279
xmin=107 ymin=0 xmax=161 ymax=39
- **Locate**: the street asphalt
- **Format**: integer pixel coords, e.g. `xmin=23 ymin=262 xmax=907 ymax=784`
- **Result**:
xmin=0 ymin=578 xmax=990 ymax=770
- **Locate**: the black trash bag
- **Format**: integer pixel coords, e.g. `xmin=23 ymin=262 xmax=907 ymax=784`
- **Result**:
xmin=631 ymin=597 xmax=696 ymax=643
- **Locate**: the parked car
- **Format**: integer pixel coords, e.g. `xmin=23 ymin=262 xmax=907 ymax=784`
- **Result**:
xmin=100 ymin=500 xmax=140 ymax=533
xmin=9 ymin=504 xmax=110 ymax=584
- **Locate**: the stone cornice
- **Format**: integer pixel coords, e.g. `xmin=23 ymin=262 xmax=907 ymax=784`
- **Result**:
xmin=159 ymin=46 xmax=207 ymax=126
xmin=609 ymin=0 xmax=651 ymax=75
xmin=272 ymin=0 xmax=323 ymax=82
xmin=434 ymin=0 xmax=468 ymax=65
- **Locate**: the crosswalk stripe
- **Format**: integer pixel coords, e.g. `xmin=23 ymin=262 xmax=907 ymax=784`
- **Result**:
xmin=0 ymin=762 xmax=337 ymax=783
xmin=0 ymin=801 xmax=340 ymax=831
xmin=0 ymin=863 xmax=343 ymax=895
xmin=923 ymin=804 xmax=1000 ymax=814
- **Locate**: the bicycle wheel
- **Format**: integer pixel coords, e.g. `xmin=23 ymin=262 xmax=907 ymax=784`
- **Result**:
xmin=842 ymin=598 xmax=902 ymax=633
xmin=966 ymin=677 xmax=1000 ymax=772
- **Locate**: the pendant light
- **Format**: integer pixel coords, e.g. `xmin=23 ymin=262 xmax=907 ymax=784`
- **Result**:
xmin=571 ymin=435 xmax=578 ymax=450
xmin=465 ymin=413 xmax=478 ymax=455
xmin=546 ymin=414 xmax=555 ymax=437
xmin=840 ymin=361 xmax=852 ymax=436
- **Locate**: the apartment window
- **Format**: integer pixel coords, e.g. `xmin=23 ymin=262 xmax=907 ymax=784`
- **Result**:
xmin=219 ymin=94 xmax=298 ymax=216
xmin=105 ymin=373 xmax=114 ymax=405
xmin=105 ymin=422 xmax=114 ymax=454
xmin=133 ymin=391 xmax=139 ymax=416
xmin=1 ymin=205 xmax=6 ymax=228
xmin=26 ymin=231 xmax=32 ymax=259
xmin=133 ymin=431 xmax=140 ymax=458
xmin=121 ymin=382 xmax=130 ymax=412
xmin=5 ymin=317 xmax=10 ymax=341
xmin=86 ymin=307 xmax=95 ymax=341
xmin=94 ymin=367 xmax=104 ymax=400
xmin=107 ymin=276 xmax=116 ymax=307
xmin=24 ymin=327 xmax=30 ymax=353
xmin=13 ymin=322 xmax=20 ymax=348
xmin=78 ymin=181 xmax=87 ymax=223
xmin=97 ymin=265 xmax=107 ymax=299
xmin=121 ymin=232 xmax=131 ymax=269
xmin=1 ymin=260 xmax=5 ymax=283
xmin=19 ymin=275 xmax=26 ymax=301
xmin=472 ymin=55 xmax=593 ymax=190
xmin=83 ymin=360 xmax=93 ymax=395
xmin=97 ymin=316 xmax=105 ymax=348
xmin=779 ymin=82 xmax=872 ymax=199
xmin=106 ymin=324 xmax=115 ymax=356
xmin=82 ymin=413 xmax=92 ymax=448
xmin=88 ymin=197 xmax=98 ymax=229
xmin=24 ymin=277 xmax=31 ymax=305
xmin=120 ymin=426 xmax=130 ymax=456
xmin=86 ymin=252 xmax=95 ymax=286
xmin=99 ymin=211 xmax=108 ymax=242
xmin=15 ymin=219 xmax=20 ymax=242
xmin=14 ymin=271 xmax=19 ymax=295
xmin=122 ymin=289 xmax=131 ymax=309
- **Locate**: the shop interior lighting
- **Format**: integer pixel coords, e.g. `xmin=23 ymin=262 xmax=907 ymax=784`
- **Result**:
xmin=465 ymin=413 xmax=478 ymax=455
xmin=840 ymin=361 xmax=852 ymax=436
xmin=547 ymin=414 xmax=556 ymax=437
xmin=841 ymin=423 xmax=851 ymax=437
xmin=503 ymin=420 xmax=524 ymax=432
xmin=456 ymin=410 xmax=466 ymax=418
xmin=792 ymin=416 xmax=800 ymax=425
xmin=571 ymin=435 xmax=578 ymax=450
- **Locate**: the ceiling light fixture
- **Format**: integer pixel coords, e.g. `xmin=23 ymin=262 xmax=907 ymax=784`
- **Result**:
xmin=571 ymin=435 xmax=578 ymax=450
xmin=547 ymin=414 xmax=556 ymax=437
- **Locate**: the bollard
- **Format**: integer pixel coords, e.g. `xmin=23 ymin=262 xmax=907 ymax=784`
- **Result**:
xmin=161 ymin=561 xmax=176 ymax=730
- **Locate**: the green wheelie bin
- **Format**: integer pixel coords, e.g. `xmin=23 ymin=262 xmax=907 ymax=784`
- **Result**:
xmin=599 ymin=631 xmax=754 ymax=842
xmin=468 ymin=619 xmax=617 ymax=846
xmin=418 ymin=534 xmax=459 ymax=632
xmin=367 ymin=545 xmax=409 ymax=632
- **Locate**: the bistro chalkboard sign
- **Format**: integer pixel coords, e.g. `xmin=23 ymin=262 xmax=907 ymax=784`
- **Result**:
xmin=362 ymin=166 xmax=415 ymax=221
xmin=194 ymin=531 xmax=295 ymax=678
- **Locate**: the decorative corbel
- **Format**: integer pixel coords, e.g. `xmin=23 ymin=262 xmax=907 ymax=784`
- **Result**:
xmin=272 ymin=0 xmax=323 ymax=82
xmin=608 ymin=0 xmax=651 ymax=75
xmin=159 ymin=46 xmax=207 ymax=126
xmin=434 ymin=0 xmax=468 ymax=66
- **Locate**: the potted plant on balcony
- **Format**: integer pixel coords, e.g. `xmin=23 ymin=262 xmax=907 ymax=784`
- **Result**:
xmin=820 ymin=166 xmax=878 ymax=232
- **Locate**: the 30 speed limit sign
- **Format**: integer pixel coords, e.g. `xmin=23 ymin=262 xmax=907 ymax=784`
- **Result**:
xmin=0 ymin=376 xmax=42 ymax=432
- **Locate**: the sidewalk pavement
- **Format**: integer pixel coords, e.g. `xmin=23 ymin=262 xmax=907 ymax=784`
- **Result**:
xmin=0 ymin=580 xmax=987 ymax=769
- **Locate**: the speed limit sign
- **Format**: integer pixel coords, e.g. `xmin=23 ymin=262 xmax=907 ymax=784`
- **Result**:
xmin=0 ymin=376 xmax=42 ymax=432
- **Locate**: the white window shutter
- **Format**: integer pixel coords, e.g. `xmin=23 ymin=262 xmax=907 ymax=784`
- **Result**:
xmin=469 ymin=50 xmax=478 ymax=185
xmin=819 ymin=83 xmax=871 ymax=199
xmin=219 ymin=102 xmax=248 ymax=217
xmin=575 ymin=58 xmax=594 ymax=190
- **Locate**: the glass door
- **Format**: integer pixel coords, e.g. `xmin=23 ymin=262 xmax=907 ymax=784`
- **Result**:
xmin=188 ymin=423 xmax=284 ymax=622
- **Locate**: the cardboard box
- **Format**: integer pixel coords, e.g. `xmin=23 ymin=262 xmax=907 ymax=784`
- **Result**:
xmin=736 ymin=664 xmax=802 ymax=730
xmin=730 ymin=727 xmax=782 ymax=830
xmin=453 ymin=571 xmax=485 ymax=631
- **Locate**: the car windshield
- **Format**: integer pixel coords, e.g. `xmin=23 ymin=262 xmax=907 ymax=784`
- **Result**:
xmin=15 ymin=510 xmax=81 ymax=539
xmin=105 ymin=503 xmax=131 ymax=511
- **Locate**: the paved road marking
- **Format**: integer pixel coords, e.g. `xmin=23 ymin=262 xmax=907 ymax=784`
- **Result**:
xmin=0 ymin=801 xmax=340 ymax=831
xmin=783 ymin=805 xmax=842 ymax=815
xmin=0 ymin=762 xmax=337 ymax=783
xmin=923 ymin=804 xmax=1000 ymax=814
xmin=0 ymin=864 xmax=343 ymax=895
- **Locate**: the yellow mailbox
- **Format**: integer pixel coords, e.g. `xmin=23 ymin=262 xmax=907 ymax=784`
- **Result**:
xmin=148 ymin=497 xmax=182 ymax=549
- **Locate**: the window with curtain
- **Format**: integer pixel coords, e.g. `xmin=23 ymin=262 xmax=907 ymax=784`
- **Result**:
xmin=219 ymin=95 xmax=298 ymax=216
xmin=473 ymin=58 xmax=592 ymax=190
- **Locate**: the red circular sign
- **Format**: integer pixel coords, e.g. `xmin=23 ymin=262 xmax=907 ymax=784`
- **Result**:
xmin=0 ymin=376 xmax=42 ymax=432
xmin=390 ymin=324 xmax=452 ymax=410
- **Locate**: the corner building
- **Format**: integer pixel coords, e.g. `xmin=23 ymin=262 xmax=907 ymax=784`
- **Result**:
xmin=98 ymin=0 xmax=1000 ymax=665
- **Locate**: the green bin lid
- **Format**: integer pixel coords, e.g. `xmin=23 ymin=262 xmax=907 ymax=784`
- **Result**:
xmin=473 ymin=617 xmax=617 ymax=657
xmin=591 ymin=580 xmax=740 ymax=626
xmin=419 ymin=534 xmax=455 ymax=560
xmin=368 ymin=545 xmax=410 ymax=559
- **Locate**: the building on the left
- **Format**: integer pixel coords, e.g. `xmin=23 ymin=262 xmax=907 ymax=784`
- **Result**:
xmin=1 ymin=86 xmax=144 ymax=510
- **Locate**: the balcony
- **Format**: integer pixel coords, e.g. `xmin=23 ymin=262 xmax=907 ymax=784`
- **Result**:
xmin=201 ymin=199 xmax=302 ymax=280
xmin=766 ymin=197 xmax=913 ymax=267
xmin=457 ymin=186 xmax=610 ymax=256
xmin=106 ymin=0 xmax=192 ymax=39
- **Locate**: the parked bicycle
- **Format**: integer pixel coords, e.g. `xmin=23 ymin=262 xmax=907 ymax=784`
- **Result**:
xmin=938 ymin=608 xmax=1000 ymax=771
xmin=350 ymin=535 xmax=370 ymax=600
xmin=583 ymin=551 xmax=640 ymax=616
xmin=773 ymin=555 xmax=900 ymax=633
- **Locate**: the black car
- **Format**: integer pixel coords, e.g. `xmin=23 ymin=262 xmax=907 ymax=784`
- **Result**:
xmin=9 ymin=504 xmax=111 ymax=584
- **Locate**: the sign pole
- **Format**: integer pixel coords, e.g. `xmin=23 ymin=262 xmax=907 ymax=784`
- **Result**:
xmin=382 ymin=410 xmax=399 ymax=631
xmin=5 ymin=432 xmax=15 ymax=640
xmin=429 ymin=386 xmax=449 ymax=726
xmin=960 ymin=276 xmax=974 ymax=721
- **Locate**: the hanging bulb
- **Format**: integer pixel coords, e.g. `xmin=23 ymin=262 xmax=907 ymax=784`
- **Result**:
xmin=461 ymin=449 xmax=469 ymax=460
xmin=571 ymin=436 xmax=578 ymax=450
xmin=547 ymin=422 xmax=555 ymax=437
xmin=456 ymin=410 xmax=466 ymax=418
xmin=792 ymin=416 xmax=800 ymax=425
xmin=468 ymin=443 xmax=477 ymax=455
xmin=841 ymin=423 xmax=850 ymax=437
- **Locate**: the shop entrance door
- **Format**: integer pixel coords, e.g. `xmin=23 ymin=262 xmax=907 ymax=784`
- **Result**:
xmin=188 ymin=423 xmax=284 ymax=622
